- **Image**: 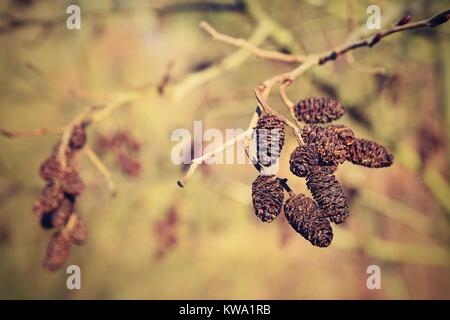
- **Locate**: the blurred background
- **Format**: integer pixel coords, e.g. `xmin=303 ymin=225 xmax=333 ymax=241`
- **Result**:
xmin=0 ymin=0 xmax=449 ymax=299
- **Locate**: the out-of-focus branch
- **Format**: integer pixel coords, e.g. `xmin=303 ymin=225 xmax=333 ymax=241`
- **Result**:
xmin=58 ymin=105 xmax=101 ymax=170
xmin=177 ymin=124 xmax=254 ymax=188
xmin=154 ymin=0 xmax=246 ymax=16
xmin=0 ymin=126 xmax=64 ymax=138
xmin=84 ymin=145 xmax=116 ymax=197
xmin=170 ymin=22 xmax=272 ymax=101
xmin=199 ymin=21 xmax=305 ymax=63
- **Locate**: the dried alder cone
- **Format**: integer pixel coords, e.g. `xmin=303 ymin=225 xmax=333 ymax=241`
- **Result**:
xmin=306 ymin=171 xmax=350 ymax=224
xmin=284 ymin=194 xmax=333 ymax=247
xmin=252 ymin=174 xmax=284 ymax=223
xmin=255 ymin=114 xmax=285 ymax=166
xmin=33 ymin=125 xmax=89 ymax=271
xmin=302 ymin=124 xmax=355 ymax=165
xmin=294 ymin=97 xmax=345 ymax=124
xmin=347 ymin=138 xmax=394 ymax=168
xmin=251 ymin=95 xmax=394 ymax=247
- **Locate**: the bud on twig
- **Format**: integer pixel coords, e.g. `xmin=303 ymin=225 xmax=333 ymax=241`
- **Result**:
xmin=396 ymin=15 xmax=412 ymax=26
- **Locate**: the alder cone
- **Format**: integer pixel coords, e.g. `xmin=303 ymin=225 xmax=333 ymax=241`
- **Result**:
xmin=306 ymin=172 xmax=350 ymax=224
xmin=43 ymin=231 xmax=72 ymax=271
xmin=294 ymin=97 xmax=345 ymax=123
xmin=251 ymin=175 xmax=284 ymax=223
xmin=70 ymin=214 xmax=88 ymax=246
xmin=302 ymin=125 xmax=323 ymax=145
xmin=347 ymin=138 xmax=394 ymax=168
xmin=69 ymin=125 xmax=87 ymax=150
xmin=255 ymin=114 xmax=285 ymax=166
xmin=60 ymin=169 xmax=84 ymax=195
xmin=284 ymin=194 xmax=333 ymax=247
xmin=289 ymin=145 xmax=337 ymax=177
xmin=302 ymin=125 xmax=354 ymax=165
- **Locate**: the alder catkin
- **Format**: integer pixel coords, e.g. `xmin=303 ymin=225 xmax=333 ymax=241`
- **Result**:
xmin=59 ymin=169 xmax=84 ymax=195
xmin=346 ymin=138 xmax=394 ymax=168
xmin=255 ymin=114 xmax=285 ymax=166
xmin=69 ymin=125 xmax=87 ymax=150
xmin=294 ymin=97 xmax=345 ymax=123
xmin=251 ymin=175 xmax=284 ymax=223
xmin=284 ymin=194 xmax=333 ymax=247
xmin=306 ymin=171 xmax=350 ymax=224
xmin=43 ymin=231 xmax=72 ymax=271
xmin=51 ymin=196 xmax=74 ymax=228
xmin=33 ymin=184 xmax=64 ymax=216
xmin=70 ymin=214 xmax=88 ymax=246
xmin=39 ymin=156 xmax=61 ymax=182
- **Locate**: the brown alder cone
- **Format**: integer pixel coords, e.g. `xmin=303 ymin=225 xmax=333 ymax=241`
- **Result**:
xmin=289 ymin=145 xmax=337 ymax=177
xmin=346 ymin=138 xmax=394 ymax=168
xmin=43 ymin=231 xmax=72 ymax=271
xmin=294 ymin=97 xmax=345 ymax=123
xmin=59 ymin=168 xmax=84 ymax=195
xmin=302 ymin=124 xmax=355 ymax=165
xmin=69 ymin=125 xmax=87 ymax=150
xmin=69 ymin=214 xmax=88 ymax=246
xmin=251 ymin=175 xmax=284 ymax=223
xmin=306 ymin=170 xmax=350 ymax=224
xmin=284 ymin=194 xmax=333 ymax=247
xmin=255 ymin=114 xmax=285 ymax=166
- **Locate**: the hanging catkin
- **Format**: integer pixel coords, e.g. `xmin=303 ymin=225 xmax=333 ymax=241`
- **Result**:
xmin=43 ymin=231 xmax=72 ymax=272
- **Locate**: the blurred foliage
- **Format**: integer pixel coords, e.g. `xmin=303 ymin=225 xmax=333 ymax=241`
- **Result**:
xmin=0 ymin=0 xmax=449 ymax=299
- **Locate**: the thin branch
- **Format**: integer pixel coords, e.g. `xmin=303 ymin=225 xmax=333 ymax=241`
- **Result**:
xmin=253 ymin=86 xmax=302 ymax=143
xmin=58 ymin=106 xmax=100 ymax=170
xmin=200 ymin=21 xmax=305 ymax=63
xmin=177 ymin=127 xmax=253 ymax=188
xmin=171 ymin=22 xmax=272 ymax=101
xmin=0 ymin=126 xmax=64 ymax=138
xmin=84 ymin=145 xmax=117 ymax=197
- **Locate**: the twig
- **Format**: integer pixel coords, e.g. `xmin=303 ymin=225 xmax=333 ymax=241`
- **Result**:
xmin=0 ymin=126 xmax=64 ymax=138
xmin=177 ymin=126 xmax=254 ymax=188
xmin=84 ymin=145 xmax=117 ymax=197
xmin=171 ymin=22 xmax=272 ymax=101
xmin=157 ymin=61 xmax=175 ymax=95
xmin=199 ymin=21 xmax=305 ymax=63
xmin=253 ymin=86 xmax=302 ymax=143
xmin=58 ymin=106 xmax=100 ymax=169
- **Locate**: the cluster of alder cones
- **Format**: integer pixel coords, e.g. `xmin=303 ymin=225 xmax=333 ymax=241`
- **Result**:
xmin=252 ymin=97 xmax=394 ymax=247
xmin=33 ymin=125 xmax=88 ymax=271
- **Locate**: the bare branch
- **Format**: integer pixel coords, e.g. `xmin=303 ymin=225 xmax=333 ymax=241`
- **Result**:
xmin=84 ymin=145 xmax=117 ymax=197
xmin=200 ymin=21 xmax=305 ymax=63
